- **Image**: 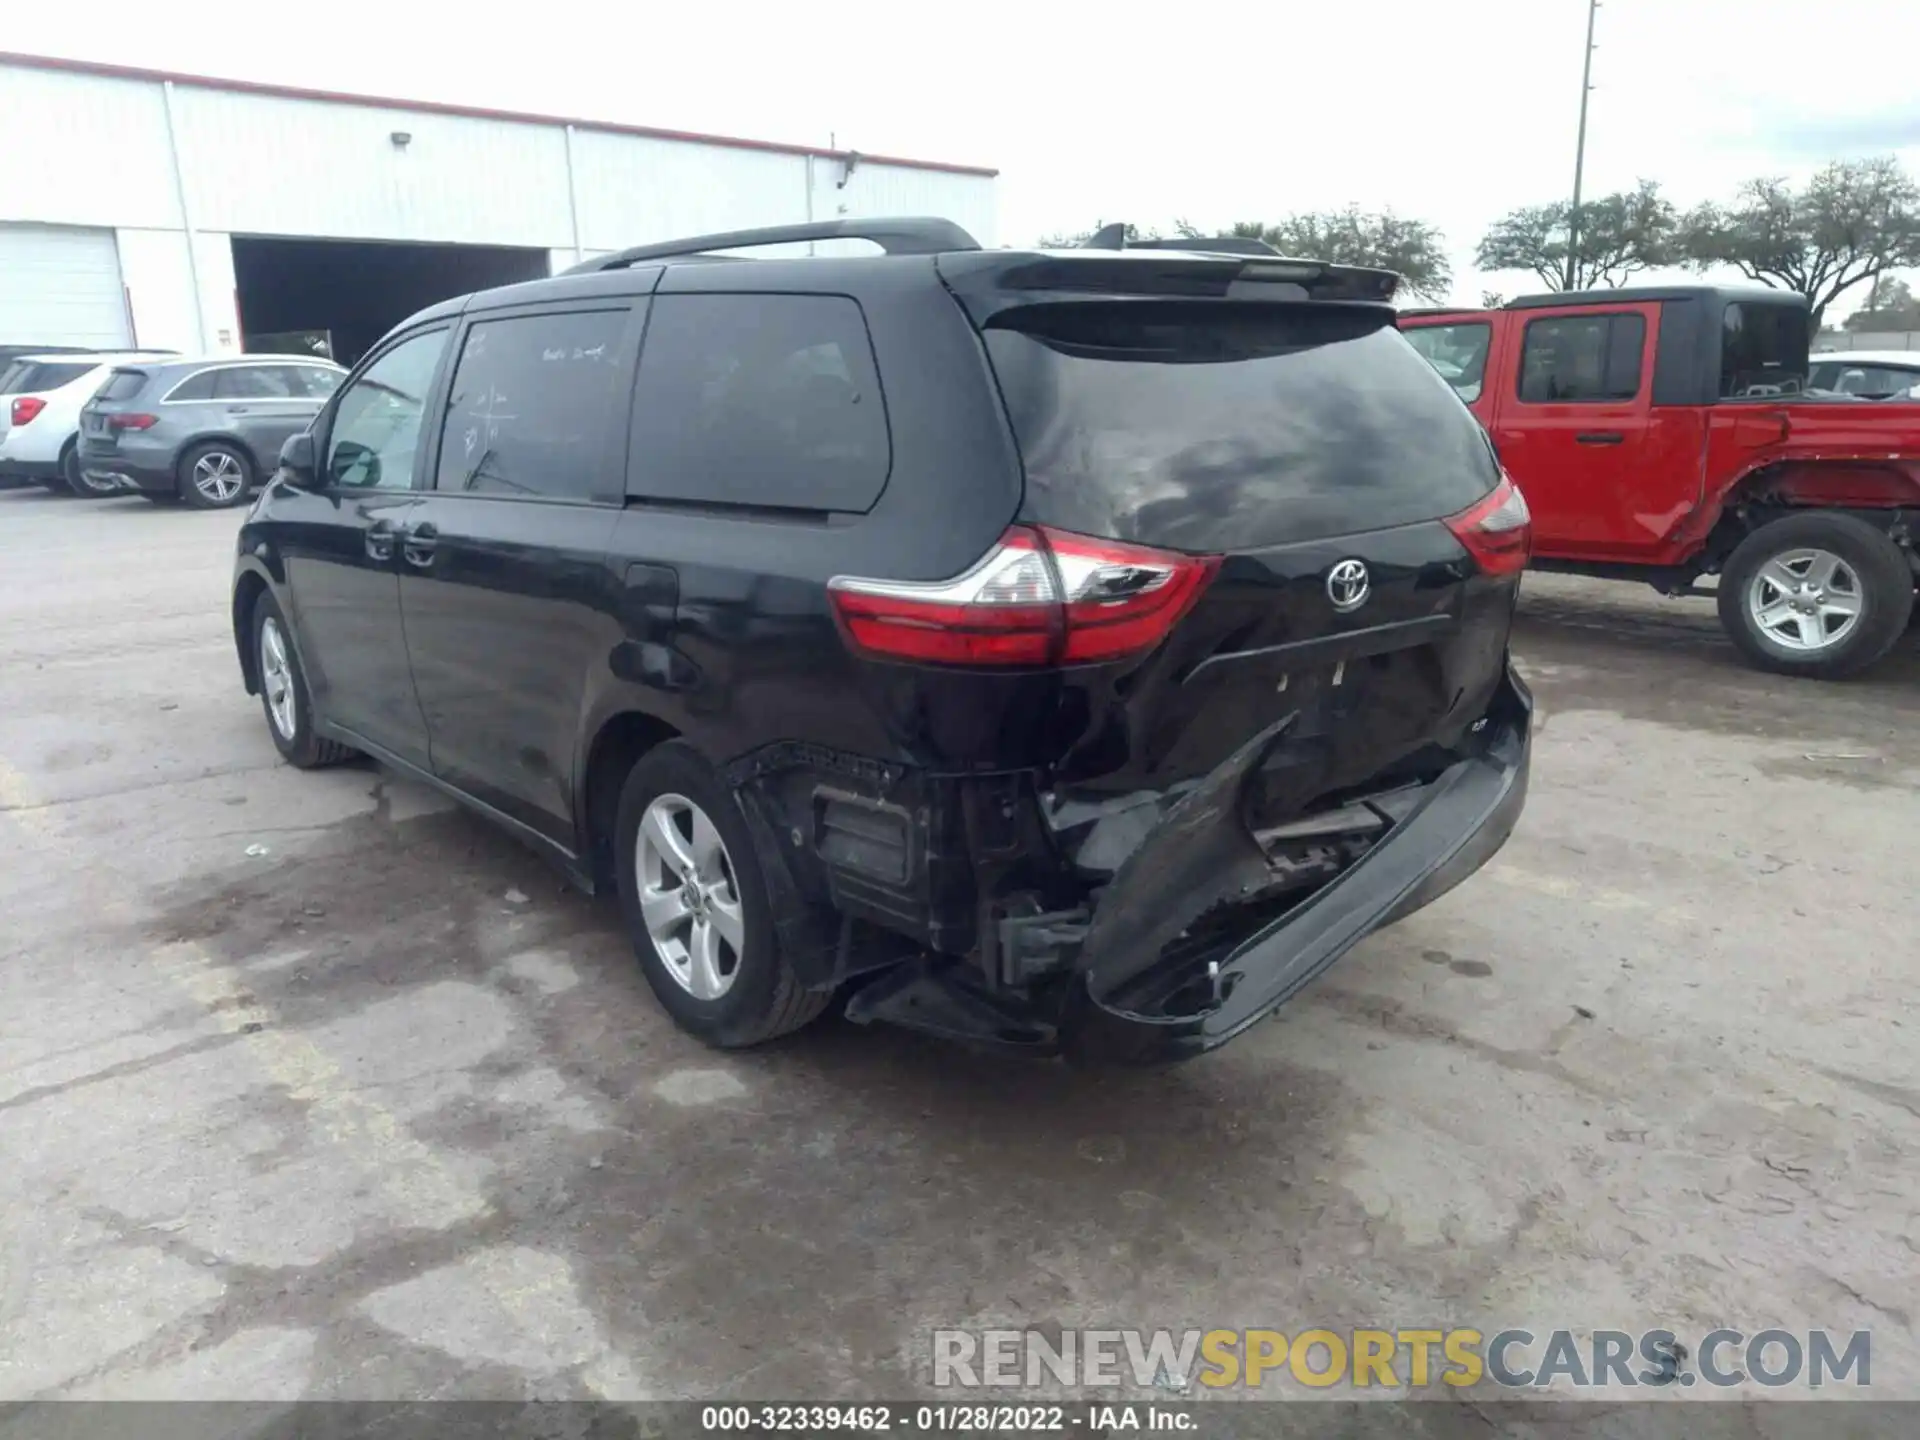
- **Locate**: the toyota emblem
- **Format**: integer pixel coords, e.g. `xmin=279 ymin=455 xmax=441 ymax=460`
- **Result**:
xmin=1326 ymin=559 xmax=1370 ymax=612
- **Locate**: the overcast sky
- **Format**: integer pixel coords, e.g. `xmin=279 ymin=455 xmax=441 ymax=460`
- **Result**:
xmin=20 ymin=0 xmax=1920 ymax=308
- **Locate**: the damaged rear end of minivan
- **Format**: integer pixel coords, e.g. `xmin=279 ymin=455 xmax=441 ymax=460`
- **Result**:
xmin=810 ymin=247 xmax=1534 ymax=1063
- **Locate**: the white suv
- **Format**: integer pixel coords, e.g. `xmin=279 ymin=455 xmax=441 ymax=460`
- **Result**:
xmin=0 ymin=351 xmax=175 ymax=494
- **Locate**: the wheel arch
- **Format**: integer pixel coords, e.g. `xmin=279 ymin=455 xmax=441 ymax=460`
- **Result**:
xmin=231 ymin=559 xmax=285 ymax=695
xmin=1697 ymin=460 xmax=1920 ymax=572
xmin=577 ymin=708 xmax=684 ymax=887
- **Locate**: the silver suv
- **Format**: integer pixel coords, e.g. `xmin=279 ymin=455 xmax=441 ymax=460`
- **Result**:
xmin=77 ymin=355 xmax=345 ymax=507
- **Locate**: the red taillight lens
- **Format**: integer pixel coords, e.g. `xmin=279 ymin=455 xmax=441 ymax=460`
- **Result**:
xmin=106 ymin=412 xmax=158 ymax=431
xmin=1443 ymin=475 xmax=1532 ymax=577
xmin=828 ymin=525 xmax=1220 ymax=668
xmin=10 ymin=397 xmax=45 ymax=426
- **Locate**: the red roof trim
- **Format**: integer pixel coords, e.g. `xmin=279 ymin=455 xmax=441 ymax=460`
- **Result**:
xmin=0 ymin=50 xmax=1000 ymax=178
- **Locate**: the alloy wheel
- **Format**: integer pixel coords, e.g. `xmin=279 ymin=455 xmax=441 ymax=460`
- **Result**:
xmin=193 ymin=450 xmax=245 ymax=504
xmin=1745 ymin=547 xmax=1864 ymax=653
xmin=259 ymin=615 xmax=298 ymax=740
xmin=635 ymin=793 xmax=744 ymax=1000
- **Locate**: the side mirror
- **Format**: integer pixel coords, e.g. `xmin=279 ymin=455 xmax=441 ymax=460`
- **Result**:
xmin=278 ymin=432 xmax=317 ymax=486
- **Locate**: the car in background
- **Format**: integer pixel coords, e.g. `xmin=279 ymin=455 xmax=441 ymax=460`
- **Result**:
xmin=1806 ymin=351 xmax=1920 ymax=400
xmin=78 ymin=355 xmax=346 ymax=507
xmin=0 ymin=351 xmax=175 ymax=494
xmin=1400 ymin=290 xmax=1920 ymax=678
xmin=0 ymin=343 xmax=93 ymax=375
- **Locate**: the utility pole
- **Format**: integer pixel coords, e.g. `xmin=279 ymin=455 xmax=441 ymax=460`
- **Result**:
xmin=1564 ymin=0 xmax=1600 ymax=290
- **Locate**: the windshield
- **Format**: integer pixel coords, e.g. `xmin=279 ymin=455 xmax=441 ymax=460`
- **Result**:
xmin=1721 ymin=302 xmax=1809 ymax=398
xmin=984 ymin=302 xmax=1497 ymax=551
xmin=1806 ymin=359 xmax=1920 ymax=399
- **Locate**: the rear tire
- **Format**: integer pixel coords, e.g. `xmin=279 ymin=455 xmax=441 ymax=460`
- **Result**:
xmin=179 ymin=442 xmax=255 ymax=509
xmin=62 ymin=441 xmax=118 ymax=499
xmin=251 ymin=591 xmax=355 ymax=768
xmin=614 ymin=741 xmax=828 ymax=1048
xmin=1717 ymin=512 xmax=1914 ymax=679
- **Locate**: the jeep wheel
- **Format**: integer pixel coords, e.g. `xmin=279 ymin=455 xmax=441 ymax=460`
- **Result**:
xmin=614 ymin=742 xmax=828 ymax=1048
xmin=1717 ymin=512 xmax=1914 ymax=679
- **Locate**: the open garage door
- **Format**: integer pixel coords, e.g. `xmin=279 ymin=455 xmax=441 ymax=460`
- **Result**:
xmin=232 ymin=236 xmax=550 ymax=366
xmin=0 ymin=225 xmax=133 ymax=348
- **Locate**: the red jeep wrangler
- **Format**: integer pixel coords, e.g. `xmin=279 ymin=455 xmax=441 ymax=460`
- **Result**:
xmin=1401 ymin=287 xmax=1920 ymax=678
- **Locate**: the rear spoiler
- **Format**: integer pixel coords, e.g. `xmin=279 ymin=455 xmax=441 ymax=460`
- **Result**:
xmin=936 ymin=248 xmax=1401 ymax=325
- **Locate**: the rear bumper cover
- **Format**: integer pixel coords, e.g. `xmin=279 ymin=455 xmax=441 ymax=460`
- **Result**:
xmin=77 ymin=450 xmax=176 ymax=494
xmin=0 ymin=457 xmax=60 ymax=485
xmin=1059 ymin=663 xmax=1532 ymax=1064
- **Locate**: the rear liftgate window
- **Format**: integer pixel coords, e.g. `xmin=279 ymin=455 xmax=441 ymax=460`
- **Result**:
xmin=983 ymin=303 xmax=1498 ymax=551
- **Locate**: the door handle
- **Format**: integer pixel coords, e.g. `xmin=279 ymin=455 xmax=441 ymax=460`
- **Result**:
xmin=1575 ymin=431 xmax=1626 ymax=445
xmin=401 ymin=521 xmax=438 ymax=570
xmin=365 ymin=520 xmax=396 ymax=562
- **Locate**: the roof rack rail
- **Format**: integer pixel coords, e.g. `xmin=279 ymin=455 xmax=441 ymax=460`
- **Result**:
xmin=565 ymin=217 xmax=981 ymax=274
xmin=1077 ymin=224 xmax=1282 ymax=258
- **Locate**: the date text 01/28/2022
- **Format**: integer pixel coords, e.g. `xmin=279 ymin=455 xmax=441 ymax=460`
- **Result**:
xmin=698 ymin=1404 xmax=1195 ymax=1431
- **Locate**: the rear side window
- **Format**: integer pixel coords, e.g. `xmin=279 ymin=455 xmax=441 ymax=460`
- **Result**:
xmin=287 ymin=366 xmax=344 ymax=399
xmin=215 ymin=366 xmax=296 ymax=399
xmin=166 ymin=370 xmax=217 ymax=401
xmin=1519 ymin=314 xmax=1645 ymax=402
xmin=434 ymin=308 xmax=634 ymax=501
xmin=8 ymin=361 xmax=96 ymax=394
xmin=983 ymin=302 xmax=1498 ymax=551
xmin=1721 ymin=302 xmax=1809 ymax=398
xmin=627 ymin=294 xmax=891 ymax=511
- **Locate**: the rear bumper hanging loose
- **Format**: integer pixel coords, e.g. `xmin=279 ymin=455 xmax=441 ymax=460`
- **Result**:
xmin=1057 ymin=663 xmax=1533 ymax=1064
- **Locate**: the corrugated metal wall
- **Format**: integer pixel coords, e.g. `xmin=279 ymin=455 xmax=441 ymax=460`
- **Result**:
xmin=171 ymin=87 xmax=577 ymax=247
xmin=0 ymin=59 xmax=998 ymax=253
xmin=0 ymin=65 xmax=181 ymax=230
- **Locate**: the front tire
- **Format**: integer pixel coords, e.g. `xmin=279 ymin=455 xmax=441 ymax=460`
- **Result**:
xmin=614 ymin=742 xmax=828 ymax=1048
xmin=180 ymin=442 xmax=254 ymax=509
xmin=1717 ymin=512 xmax=1914 ymax=679
xmin=251 ymin=592 xmax=355 ymax=768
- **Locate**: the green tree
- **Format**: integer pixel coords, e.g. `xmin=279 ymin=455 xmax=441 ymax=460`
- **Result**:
xmin=1475 ymin=180 xmax=1676 ymax=291
xmin=1220 ymin=208 xmax=1453 ymax=302
xmin=1676 ymin=158 xmax=1920 ymax=331
xmin=1843 ymin=275 xmax=1920 ymax=330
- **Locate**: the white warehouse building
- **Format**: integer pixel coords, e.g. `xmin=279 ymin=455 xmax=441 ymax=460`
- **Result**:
xmin=0 ymin=52 xmax=998 ymax=361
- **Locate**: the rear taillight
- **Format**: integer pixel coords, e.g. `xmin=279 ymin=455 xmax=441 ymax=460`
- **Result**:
xmin=10 ymin=397 xmax=45 ymax=426
xmin=106 ymin=412 xmax=158 ymax=431
xmin=1443 ymin=474 xmax=1532 ymax=577
xmin=828 ymin=525 xmax=1220 ymax=668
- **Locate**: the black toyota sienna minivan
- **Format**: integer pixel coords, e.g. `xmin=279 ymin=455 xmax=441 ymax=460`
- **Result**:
xmin=232 ymin=218 xmax=1533 ymax=1064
